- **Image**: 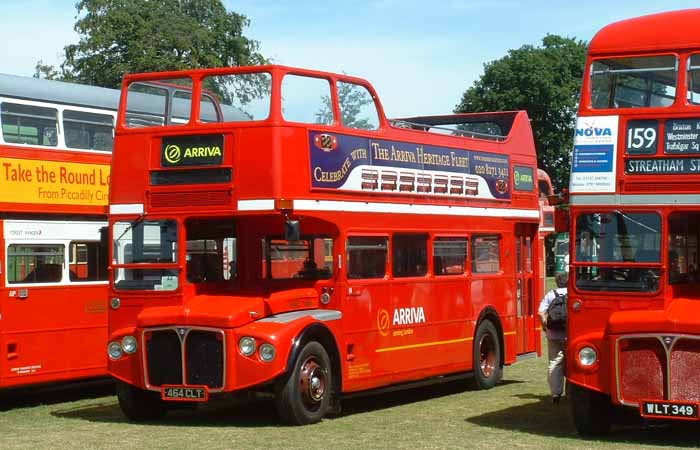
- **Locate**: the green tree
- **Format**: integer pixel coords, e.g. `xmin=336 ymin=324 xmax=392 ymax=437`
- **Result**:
xmin=455 ymin=35 xmax=587 ymax=191
xmin=33 ymin=60 xmax=60 ymax=80
xmin=50 ymin=0 xmax=265 ymax=89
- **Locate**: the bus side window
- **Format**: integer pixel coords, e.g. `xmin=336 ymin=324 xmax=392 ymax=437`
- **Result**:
xmin=1 ymin=102 xmax=58 ymax=146
xmin=347 ymin=237 xmax=387 ymax=279
xmin=433 ymin=237 xmax=468 ymax=276
xmin=7 ymin=244 xmax=65 ymax=284
xmin=63 ymin=110 xmax=114 ymax=152
xmin=393 ymin=234 xmax=428 ymax=277
xmin=69 ymin=241 xmax=108 ymax=282
xmin=472 ymin=235 xmax=501 ymax=274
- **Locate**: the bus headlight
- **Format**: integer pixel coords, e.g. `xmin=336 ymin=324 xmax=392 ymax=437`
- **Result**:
xmin=121 ymin=336 xmax=137 ymax=354
xmin=578 ymin=346 xmax=597 ymax=366
xmin=239 ymin=337 xmax=256 ymax=356
xmin=259 ymin=343 xmax=276 ymax=362
xmin=108 ymin=341 xmax=123 ymax=360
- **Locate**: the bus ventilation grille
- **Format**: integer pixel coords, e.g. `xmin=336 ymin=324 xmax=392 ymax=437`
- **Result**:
xmin=149 ymin=190 xmax=231 ymax=208
xmin=145 ymin=328 xmax=224 ymax=389
xmin=618 ymin=335 xmax=700 ymax=404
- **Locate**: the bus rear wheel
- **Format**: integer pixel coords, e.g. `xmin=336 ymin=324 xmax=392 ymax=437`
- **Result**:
xmin=275 ymin=341 xmax=333 ymax=425
xmin=569 ymin=381 xmax=611 ymax=436
xmin=116 ymin=381 xmax=167 ymax=422
xmin=470 ymin=320 xmax=502 ymax=389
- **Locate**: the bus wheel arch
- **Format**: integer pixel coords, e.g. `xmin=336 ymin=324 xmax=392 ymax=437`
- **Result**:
xmin=276 ymin=322 xmax=341 ymax=424
xmin=470 ymin=308 xmax=504 ymax=389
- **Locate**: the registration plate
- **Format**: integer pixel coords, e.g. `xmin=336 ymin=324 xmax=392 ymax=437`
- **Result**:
xmin=161 ymin=385 xmax=209 ymax=402
xmin=640 ymin=400 xmax=699 ymax=420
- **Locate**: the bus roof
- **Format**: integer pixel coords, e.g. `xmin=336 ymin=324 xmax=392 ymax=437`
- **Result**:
xmin=589 ymin=9 xmax=700 ymax=56
xmin=0 ymin=73 xmax=120 ymax=110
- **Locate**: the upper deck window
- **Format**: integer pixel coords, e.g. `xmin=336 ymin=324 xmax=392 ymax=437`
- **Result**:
xmin=63 ymin=110 xmax=113 ymax=151
xmin=1 ymin=102 xmax=58 ymax=146
xmin=125 ymin=77 xmax=193 ymax=128
xmin=281 ymin=74 xmax=333 ymax=125
xmin=201 ymin=73 xmax=272 ymax=122
xmin=590 ymin=55 xmax=677 ymax=109
xmin=687 ymin=54 xmax=700 ymax=105
xmin=337 ymin=81 xmax=380 ymax=130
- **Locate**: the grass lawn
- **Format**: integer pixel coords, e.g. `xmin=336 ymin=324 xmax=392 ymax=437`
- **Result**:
xmin=1 ymin=280 xmax=697 ymax=450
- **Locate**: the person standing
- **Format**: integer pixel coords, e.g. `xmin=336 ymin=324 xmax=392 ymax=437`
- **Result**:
xmin=538 ymin=271 xmax=568 ymax=403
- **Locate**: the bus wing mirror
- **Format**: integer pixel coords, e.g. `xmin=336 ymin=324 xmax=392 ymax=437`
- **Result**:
xmin=554 ymin=208 xmax=569 ymax=234
xmin=285 ymin=220 xmax=300 ymax=241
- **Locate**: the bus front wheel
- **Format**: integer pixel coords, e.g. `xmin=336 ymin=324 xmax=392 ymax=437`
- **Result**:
xmin=470 ymin=320 xmax=502 ymax=389
xmin=275 ymin=341 xmax=333 ymax=425
xmin=569 ymin=381 xmax=612 ymax=436
xmin=116 ymin=381 xmax=167 ymax=422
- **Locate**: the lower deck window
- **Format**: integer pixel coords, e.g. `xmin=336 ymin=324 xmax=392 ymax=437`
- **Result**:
xmin=472 ymin=235 xmax=500 ymax=274
xmin=393 ymin=234 xmax=427 ymax=277
xmin=7 ymin=244 xmax=64 ymax=283
xmin=347 ymin=237 xmax=387 ymax=279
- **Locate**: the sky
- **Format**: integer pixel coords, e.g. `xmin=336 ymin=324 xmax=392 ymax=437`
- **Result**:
xmin=2 ymin=1 xmax=699 ymax=117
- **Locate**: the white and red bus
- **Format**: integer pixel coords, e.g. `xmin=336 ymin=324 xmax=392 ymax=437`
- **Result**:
xmin=107 ymin=66 xmax=544 ymax=424
xmin=0 ymin=74 xmax=115 ymax=388
xmin=562 ymin=9 xmax=700 ymax=434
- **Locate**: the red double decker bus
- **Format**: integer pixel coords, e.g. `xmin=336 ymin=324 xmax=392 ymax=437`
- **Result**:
xmin=563 ymin=9 xmax=700 ymax=434
xmin=0 ymin=74 xmax=115 ymax=388
xmin=107 ymin=65 xmax=544 ymax=424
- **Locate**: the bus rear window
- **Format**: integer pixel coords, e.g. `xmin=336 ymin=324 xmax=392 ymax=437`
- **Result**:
xmin=201 ymin=73 xmax=272 ymax=122
xmin=590 ymin=55 xmax=677 ymax=109
xmin=125 ymin=78 xmax=192 ymax=128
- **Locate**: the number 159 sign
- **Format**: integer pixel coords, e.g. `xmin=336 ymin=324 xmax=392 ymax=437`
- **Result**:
xmin=626 ymin=120 xmax=659 ymax=155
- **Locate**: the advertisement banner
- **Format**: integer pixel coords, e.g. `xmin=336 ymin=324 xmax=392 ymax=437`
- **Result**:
xmin=570 ymin=115 xmax=619 ymax=193
xmin=308 ymin=132 xmax=511 ymax=200
xmin=0 ymin=157 xmax=110 ymax=206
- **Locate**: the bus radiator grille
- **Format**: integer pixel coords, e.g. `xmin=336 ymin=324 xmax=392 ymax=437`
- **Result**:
xmin=185 ymin=330 xmax=224 ymax=388
xmin=670 ymin=339 xmax=700 ymax=401
xmin=149 ymin=190 xmax=232 ymax=208
xmin=618 ymin=337 xmax=664 ymax=403
xmin=146 ymin=330 xmax=183 ymax=387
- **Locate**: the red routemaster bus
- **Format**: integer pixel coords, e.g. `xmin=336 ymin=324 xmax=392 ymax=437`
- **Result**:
xmin=562 ymin=9 xmax=700 ymax=434
xmin=107 ymin=65 xmax=543 ymax=424
xmin=0 ymin=74 xmax=115 ymax=388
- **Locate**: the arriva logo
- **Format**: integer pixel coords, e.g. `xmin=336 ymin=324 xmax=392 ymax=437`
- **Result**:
xmin=393 ymin=307 xmax=426 ymax=326
xmin=183 ymin=146 xmax=222 ymax=158
xmin=164 ymin=144 xmax=182 ymax=164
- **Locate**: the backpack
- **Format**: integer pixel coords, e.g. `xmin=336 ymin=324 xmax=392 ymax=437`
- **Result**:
xmin=546 ymin=290 xmax=567 ymax=331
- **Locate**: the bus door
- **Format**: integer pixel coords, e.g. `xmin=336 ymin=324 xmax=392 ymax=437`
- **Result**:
xmin=343 ymin=235 xmax=391 ymax=389
xmin=515 ymin=224 xmax=537 ymax=355
xmin=0 ymin=220 xmax=108 ymax=387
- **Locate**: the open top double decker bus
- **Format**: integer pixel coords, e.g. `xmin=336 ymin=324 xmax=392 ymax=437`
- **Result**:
xmin=0 ymin=74 xmax=116 ymax=388
xmin=562 ymin=9 xmax=700 ymax=434
xmin=107 ymin=65 xmax=544 ymax=424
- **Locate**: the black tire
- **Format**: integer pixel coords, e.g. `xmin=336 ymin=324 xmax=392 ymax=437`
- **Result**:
xmin=470 ymin=320 xmax=502 ymax=389
xmin=569 ymin=381 xmax=612 ymax=436
xmin=116 ymin=381 xmax=167 ymax=422
xmin=275 ymin=341 xmax=332 ymax=425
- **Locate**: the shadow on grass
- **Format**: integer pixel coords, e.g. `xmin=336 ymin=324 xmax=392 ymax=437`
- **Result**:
xmin=0 ymin=378 xmax=114 ymax=411
xmin=467 ymin=393 xmax=700 ymax=447
xmin=52 ymin=377 xmax=523 ymax=427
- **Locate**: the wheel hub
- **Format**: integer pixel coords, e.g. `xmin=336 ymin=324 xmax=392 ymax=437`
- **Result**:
xmin=479 ymin=333 xmax=496 ymax=378
xmin=300 ymin=358 xmax=327 ymax=405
